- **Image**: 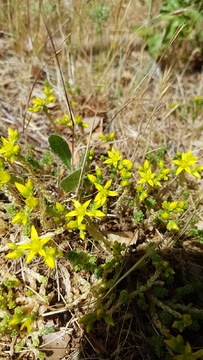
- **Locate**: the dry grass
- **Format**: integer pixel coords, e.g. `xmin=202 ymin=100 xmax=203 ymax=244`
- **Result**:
xmin=0 ymin=1 xmax=203 ymax=359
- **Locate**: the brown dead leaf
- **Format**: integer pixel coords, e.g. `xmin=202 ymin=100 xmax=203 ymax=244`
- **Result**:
xmin=83 ymin=116 xmax=102 ymax=134
xmin=41 ymin=330 xmax=71 ymax=360
xmin=106 ymin=231 xmax=138 ymax=246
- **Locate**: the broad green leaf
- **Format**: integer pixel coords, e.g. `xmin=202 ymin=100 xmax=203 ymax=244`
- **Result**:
xmin=48 ymin=134 xmax=72 ymax=170
xmin=60 ymin=169 xmax=81 ymax=192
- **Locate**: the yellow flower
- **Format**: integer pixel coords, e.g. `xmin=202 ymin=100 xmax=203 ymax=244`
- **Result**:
xmin=103 ymin=147 xmax=122 ymax=168
xmin=66 ymin=199 xmax=93 ymax=224
xmin=94 ymin=179 xmax=118 ymax=207
xmin=15 ymin=179 xmax=34 ymax=198
xmin=6 ymin=243 xmax=24 ymax=259
xmin=136 ymin=184 xmax=148 ymax=201
xmin=172 ymin=150 xmax=197 ymax=175
xmin=15 ymin=179 xmax=38 ymax=209
xmin=44 ymin=85 xmax=55 ymax=102
xmin=194 ymin=95 xmax=202 ymax=102
xmin=28 ymin=97 xmax=46 ymax=113
xmin=18 ymin=226 xmax=52 ymax=263
xmin=162 ymin=200 xmax=185 ymax=213
xmin=120 ymin=168 xmax=132 ymax=179
xmin=55 ymin=201 xmax=66 ymax=213
xmin=28 ymin=84 xmax=55 ymax=113
xmin=67 ymin=220 xmax=87 ymax=240
xmin=121 ymin=179 xmax=130 ymax=187
xmin=99 ymin=132 xmax=115 ymax=142
xmin=20 ymin=313 xmax=35 ymax=333
xmin=138 ymin=160 xmax=155 ymax=187
xmin=0 ymin=169 xmax=11 ymax=186
xmin=75 ymin=115 xmax=88 ymax=128
xmin=6 ymin=226 xmax=58 ymax=268
xmin=66 ymin=199 xmax=106 ymax=226
xmin=43 ymin=247 xmax=58 ymax=268
xmin=88 ymin=149 xmax=94 ymax=161
xmin=161 ymin=212 xmax=170 ymax=220
xmin=191 ymin=166 xmax=203 ymax=179
xmin=118 ymin=159 xmax=133 ymax=171
xmin=167 ymin=220 xmax=179 ymax=231
xmin=87 ymin=166 xmax=103 ymax=185
xmin=89 ymin=204 xmax=106 ymax=217
xmin=87 ymin=174 xmax=97 ymax=183
xmin=12 ymin=210 xmax=29 ymax=226
xmin=56 ymin=114 xmax=72 ymax=127
xmin=95 ymin=165 xmax=103 ymax=178
xmin=25 ymin=197 xmax=39 ymax=209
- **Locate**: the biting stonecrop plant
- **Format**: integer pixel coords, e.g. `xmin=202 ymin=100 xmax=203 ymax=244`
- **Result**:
xmin=1 ymin=83 xmax=203 ymax=358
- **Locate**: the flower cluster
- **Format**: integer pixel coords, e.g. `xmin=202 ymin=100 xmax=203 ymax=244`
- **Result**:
xmin=56 ymin=113 xmax=72 ymax=127
xmin=66 ymin=199 xmax=105 ymax=240
xmin=136 ymin=159 xmax=170 ymax=201
xmin=118 ymin=159 xmax=133 ymax=187
xmin=0 ymin=128 xmax=20 ymax=163
xmin=2 ymin=124 xmax=203 ymax=271
xmin=56 ymin=114 xmax=88 ymax=129
xmin=12 ymin=179 xmax=39 ymax=226
xmin=158 ymin=200 xmax=186 ymax=231
xmin=87 ymin=174 xmax=118 ymax=207
xmin=138 ymin=159 xmax=170 ymax=187
xmin=28 ymin=84 xmax=55 ymax=113
xmin=99 ymin=132 xmax=115 ymax=142
xmin=103 ymin=147 xmax=134 ymax=187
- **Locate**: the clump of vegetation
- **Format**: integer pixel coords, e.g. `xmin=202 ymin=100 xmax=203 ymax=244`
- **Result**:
xmin=1 ymin=80 xmax=203 ymax=358
xmin=137 ymin=0 xmax=203 ymax=70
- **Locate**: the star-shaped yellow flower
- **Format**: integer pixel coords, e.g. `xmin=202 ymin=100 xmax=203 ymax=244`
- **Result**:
xmin=17 ymin=226 xmax=52 ymax=264
xmin=103 ymin=147 xmax=122 ymax=168
xmin=172 ymin=150 xmax=197 ymax=175
xmin=94 ymin=179 xmax=118 ymax=206
xmin=6 ymin=226 xmax=58 ymax=268
xmin=66 ymin=197 xmax=105 ymax=222
xmin=138 ymin=160 xmax=155 ymax=187
xmin=66 ymin=199 xmax=93 ymax=224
